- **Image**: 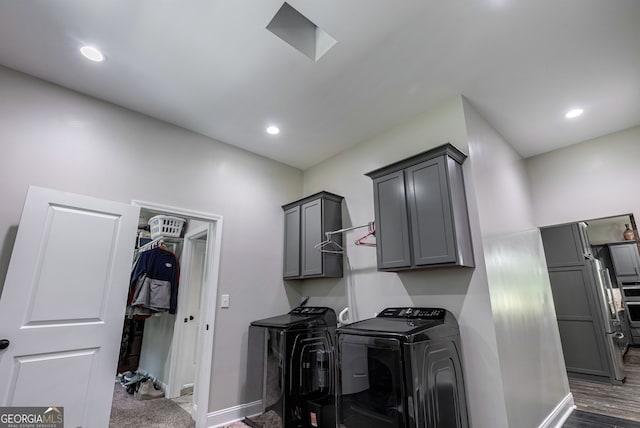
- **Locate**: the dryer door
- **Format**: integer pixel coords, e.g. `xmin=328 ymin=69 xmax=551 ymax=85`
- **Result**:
xmin=337 ymin=334 xmax=405 ymax=428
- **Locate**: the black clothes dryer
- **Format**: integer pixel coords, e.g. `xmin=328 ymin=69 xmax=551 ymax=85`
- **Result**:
xmin=337 ymin=307 xmax=468 ymax=428
xmin=247 ymin=306 xmax=337 ymax=428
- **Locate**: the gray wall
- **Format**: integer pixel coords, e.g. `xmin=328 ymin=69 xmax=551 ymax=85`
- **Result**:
xmin=0 ymin=65 xmax=303 ymax=412
xmin=526 ymin=125 xmax=640 ymax=228
xmin=138 ymin=313 xmax=176 ymax=384
xmin=301 ymin=96 xmax=511 ymax=427
xmin=463 ymin=99 xmax=569 ymax=427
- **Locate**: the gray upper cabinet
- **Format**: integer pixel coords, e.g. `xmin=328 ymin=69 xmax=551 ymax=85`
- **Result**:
xmin=282 ymin=191 xmax=343 ymax=280
xmin=541 ymin=223 xmax=588 ymax=268
xmin=609 ymin=242 xmax=640 ymax=281
xmin=366 ymin=144 xmax=474 ymax=271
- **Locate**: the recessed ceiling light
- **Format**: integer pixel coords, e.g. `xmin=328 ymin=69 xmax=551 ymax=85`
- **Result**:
xmin=565 ymin=108 xmax=584 ymax=119
xmin=80 ymin=46 xmax=105 ymax=62
xmin=266 ymin=126 xmax=280 ymax=135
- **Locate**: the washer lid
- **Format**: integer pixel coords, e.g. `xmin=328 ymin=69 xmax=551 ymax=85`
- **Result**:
xmin=337 ymin=308 xmax=459 ymax=342
xmin=250 ymin=306 xmax=336 ymax=329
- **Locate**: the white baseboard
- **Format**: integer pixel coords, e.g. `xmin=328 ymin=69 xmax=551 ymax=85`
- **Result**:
xmin=205 ymin=394 xmax=575 ymax=428
xmin=538 ymin=393 xmax=576 ymax=428
xmin=207 ymin=400 xmax=263 ymax=428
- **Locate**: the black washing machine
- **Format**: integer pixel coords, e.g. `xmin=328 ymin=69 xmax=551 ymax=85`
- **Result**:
xmin=247 ymin=306 xmax=337 ymax=428
xmin=337 ymin=307 xmax=468 ymax=428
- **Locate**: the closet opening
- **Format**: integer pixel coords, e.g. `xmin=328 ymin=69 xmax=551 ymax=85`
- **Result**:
xmin=111 ymin=200 xmax=223 ymax=428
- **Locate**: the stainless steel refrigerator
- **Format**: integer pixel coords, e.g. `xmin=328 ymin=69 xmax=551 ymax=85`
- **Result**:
xmin=589 ymin=255 xmax=626 ymax=382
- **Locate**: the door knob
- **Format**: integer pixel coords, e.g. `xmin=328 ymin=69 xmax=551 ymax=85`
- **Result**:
xmin=189 ymin=315 xmax=194 ymax=321
xmin=0 ymin=339 xmax=9 ymax=350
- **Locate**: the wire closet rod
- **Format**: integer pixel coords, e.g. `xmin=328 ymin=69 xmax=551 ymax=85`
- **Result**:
xmin=138 ymin=236 xmax=183 ymax=252
xmin=314 ymin=221 xmax=376 ymax=254
xmin=325 ymin=223 xmax=371 ymax=236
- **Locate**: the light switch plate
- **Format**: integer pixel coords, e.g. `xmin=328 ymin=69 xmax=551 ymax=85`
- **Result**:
xmin=221 ymin=294 xmax=230 ymax=308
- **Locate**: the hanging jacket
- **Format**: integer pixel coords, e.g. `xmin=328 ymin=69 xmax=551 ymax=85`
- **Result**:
xmin=128 ymin=247 xmax=180 ymax=315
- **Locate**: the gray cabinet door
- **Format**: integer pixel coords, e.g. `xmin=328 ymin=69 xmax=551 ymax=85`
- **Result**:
xmin=283 ymin=206 xmax=301 ymax=278
xmin=540 ymin=223 xmax=585 ymax=268
xmin=301 ymin=198 xmax=323 ymax=276
xmin=549 ymin=266 xmax=611 ymax=379
xmin=373 ymin=171 xmax=412 ymax=269
xmin=610 ymin=243 xmax=640 ymax=279
xmin=406 ymin=157 xmax=455 ymax=266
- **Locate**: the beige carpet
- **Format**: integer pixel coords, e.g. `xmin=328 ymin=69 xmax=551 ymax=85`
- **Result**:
xmin=109 ymin=382 xmax=195 ymax=428
xmin=243 ymin=410 xmax=283 ymax=428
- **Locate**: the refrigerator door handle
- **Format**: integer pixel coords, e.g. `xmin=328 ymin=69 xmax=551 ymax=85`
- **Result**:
xmin=603 ymin=268 xmax=621 ymax=325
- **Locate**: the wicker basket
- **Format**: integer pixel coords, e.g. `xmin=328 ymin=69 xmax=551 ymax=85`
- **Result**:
xmin=149 ymin=215 xmax=186 ymax=239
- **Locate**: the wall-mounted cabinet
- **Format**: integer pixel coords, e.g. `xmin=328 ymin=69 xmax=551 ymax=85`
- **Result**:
xmin=282 ymin=191 xmax=343 ymax=280
xmin=542 ymin=222 xmax=590 ymax=268
xmin=609 ymin=242 xmax=640 ymax=282
xmin=365 ymin=143 xmax=474 ymax=271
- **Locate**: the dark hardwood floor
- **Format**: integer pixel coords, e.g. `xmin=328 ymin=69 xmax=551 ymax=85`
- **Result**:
xmin=564 ymin=346 xmax=640 ymax=426
xmin=564 ymin=410 xmax=640 ymax=428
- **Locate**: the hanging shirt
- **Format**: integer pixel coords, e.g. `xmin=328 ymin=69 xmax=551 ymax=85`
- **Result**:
xmin=128 ymin=247 xmax=180 ymax=315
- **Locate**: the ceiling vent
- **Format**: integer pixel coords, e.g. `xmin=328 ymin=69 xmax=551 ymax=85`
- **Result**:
xmin=267 ymin=2 xmax=336 ymax=62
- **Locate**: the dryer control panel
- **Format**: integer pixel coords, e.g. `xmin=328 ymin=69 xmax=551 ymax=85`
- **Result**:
xmin=378 ymin=307 xmax=446 ymax=319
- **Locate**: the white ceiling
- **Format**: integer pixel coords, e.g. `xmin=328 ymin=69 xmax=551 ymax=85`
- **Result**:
xmin=0 ymin=0 xmax=638 ymax=169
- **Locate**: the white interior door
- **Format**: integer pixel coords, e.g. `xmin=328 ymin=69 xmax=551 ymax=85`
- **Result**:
xmin=177 ymin=237 xmax=206 ymax=391
xmin=0 ymin=186 xmax=139 ymax=428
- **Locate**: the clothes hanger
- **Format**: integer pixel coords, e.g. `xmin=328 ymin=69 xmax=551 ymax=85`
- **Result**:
xmin=355 ymin=221 xmax=376 ymax=247
xmin=314 ymin=231 xmax=345 ymax=254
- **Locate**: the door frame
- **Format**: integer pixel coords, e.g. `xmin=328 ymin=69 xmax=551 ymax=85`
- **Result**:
xmin=132 ymin=200 xmax=223 ymax=428
xmin=166 ymin=225 xmax=208 ymax=399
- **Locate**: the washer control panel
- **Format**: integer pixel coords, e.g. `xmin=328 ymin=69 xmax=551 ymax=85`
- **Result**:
xmin=377 ymin=307 xmax=446 ymax=319
xmin=289 ymin=306 xmax=329 ymax=316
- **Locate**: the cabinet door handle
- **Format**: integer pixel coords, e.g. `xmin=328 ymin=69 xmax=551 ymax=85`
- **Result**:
xmin=0 ymin=339 xmax=9 ymax=350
